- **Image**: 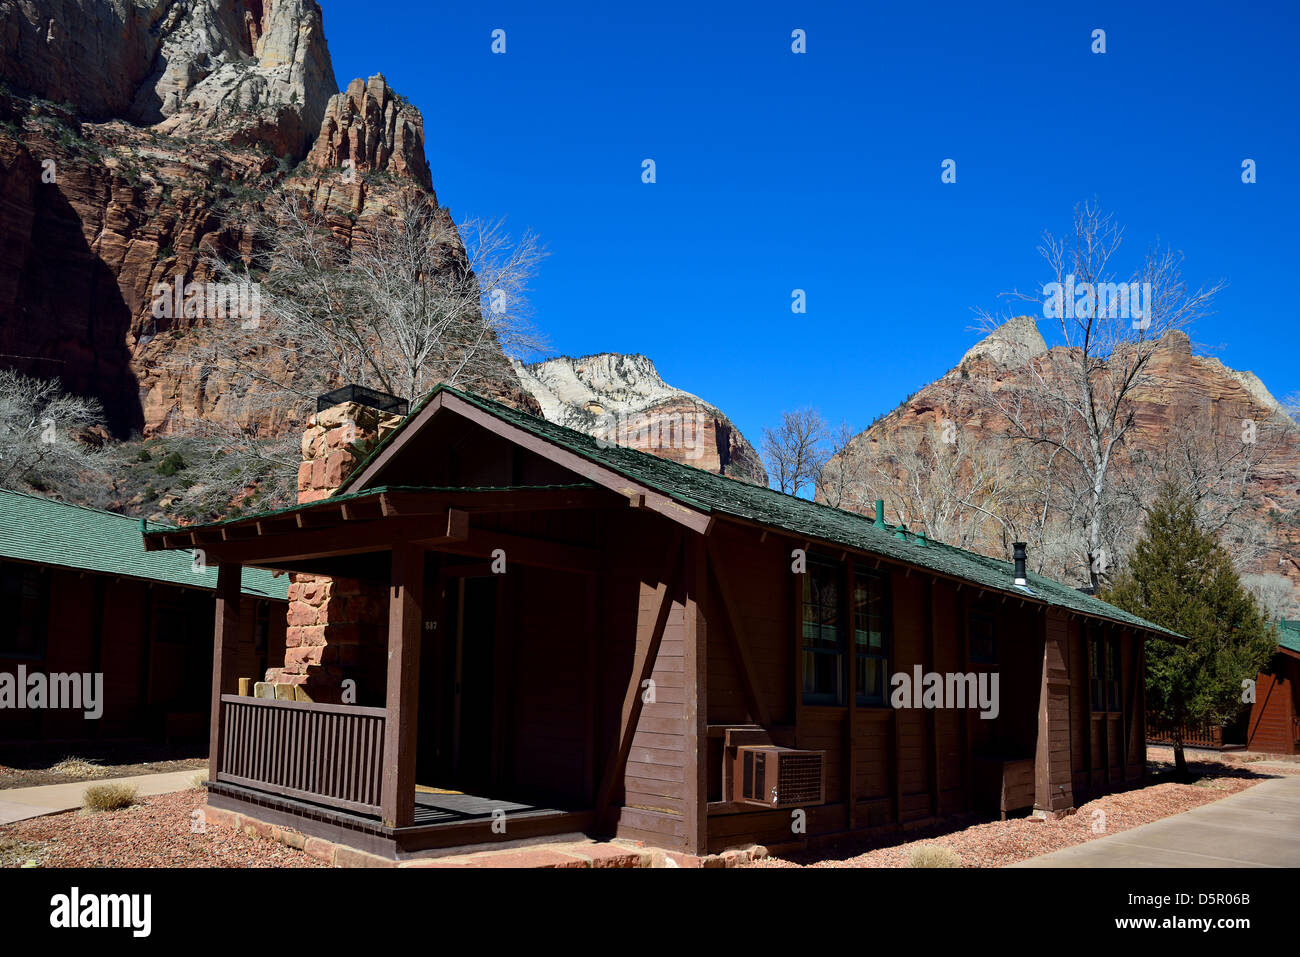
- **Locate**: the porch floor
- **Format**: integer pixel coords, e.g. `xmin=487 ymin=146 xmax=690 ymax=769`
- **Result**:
xmin=411 ymin=790 xmax=567 ymax=826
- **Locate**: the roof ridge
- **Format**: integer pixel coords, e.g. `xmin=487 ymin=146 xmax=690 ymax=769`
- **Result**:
xmin=0 ymin=487 xmax=146 ymax=523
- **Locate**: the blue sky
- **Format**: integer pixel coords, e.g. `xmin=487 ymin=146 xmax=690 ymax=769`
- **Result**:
xmin=323 ymin=0 xmax=1300 ymax=444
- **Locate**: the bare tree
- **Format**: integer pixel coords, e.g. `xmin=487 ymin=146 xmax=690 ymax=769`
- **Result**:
xmin=762 ymin=407 xmax=830 ymax=497
xmin=975 ymin=200 xmax=1226 ymax=589
xmin=0 ymin=370 xmax=106 ymax=496
xmin=1242 ymin=573 xmax=1300 ymax=623
xmin=1122 ymin=404 xmax=1293 ymax=571
xmin=197 ymin=188 xmax=548 ymax=413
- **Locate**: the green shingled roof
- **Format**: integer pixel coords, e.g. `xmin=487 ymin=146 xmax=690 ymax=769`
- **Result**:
xmin=0 ymin=489 xmax=288 ymax=600
xmin=1279 ymin=620 xmax=1300 ymax=656
xmin=335 ymin=385 xmax=1186 ymax=641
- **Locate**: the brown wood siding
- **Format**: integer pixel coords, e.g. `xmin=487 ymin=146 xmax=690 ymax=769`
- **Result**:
xmin=600 ymin=513 xmax=691 ymax=848
xmin=1247 ymin=656 xmax=1299 ymax=754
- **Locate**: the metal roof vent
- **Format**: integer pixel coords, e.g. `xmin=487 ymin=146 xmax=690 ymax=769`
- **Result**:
xmin=1013 ymin=542 xmax=1028 ymax=586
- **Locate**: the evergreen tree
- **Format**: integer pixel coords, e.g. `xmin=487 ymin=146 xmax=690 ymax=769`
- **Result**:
xmin=1104 ymin=483 xmax=1276 ymax=778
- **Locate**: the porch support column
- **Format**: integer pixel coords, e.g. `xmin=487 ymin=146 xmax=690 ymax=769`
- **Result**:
xmin=381 ymin=543 xmax=425 ymax=828
xmin=209 ymin=562 xmax=242 ymax=782
xmin=1033 ymin=613 xmax=1075 ymax=818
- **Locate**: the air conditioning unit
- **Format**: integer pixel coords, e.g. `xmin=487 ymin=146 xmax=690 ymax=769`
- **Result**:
xmin=732 ymin=746 xmax=826 ymax=808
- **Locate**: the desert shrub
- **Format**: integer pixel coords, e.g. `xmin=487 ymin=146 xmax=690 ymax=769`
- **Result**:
xmin=82 ymin=783 xmax=137 ymax=812
xmin=909 ymin=845 xmax=961 ymax=868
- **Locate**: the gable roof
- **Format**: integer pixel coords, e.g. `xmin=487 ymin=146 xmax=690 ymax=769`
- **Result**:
xmin=336 ymin=384 xmax=1185 ymax=641
xmin=1279 ymin=620 xmax=1300 ymax=656
xmin=0 ymin=489 xmax=289 ymax=601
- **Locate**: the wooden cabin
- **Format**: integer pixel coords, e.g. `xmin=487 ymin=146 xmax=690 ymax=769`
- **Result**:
xmin=1246 ymin=621 xmax=1300 ymax=754
xmin=0 ymin=490 xmax=288 ymax=744
xmin=142 ymin=385 xmax=1182 ymax=861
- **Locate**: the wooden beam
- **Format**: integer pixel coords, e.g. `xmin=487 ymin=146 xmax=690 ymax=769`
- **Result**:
xmin=705 ymin=539 xmax=772 ymax=728
xmin=380 ymin=543 xmax=425 ymax=828
xmin=208 ymin=563 xmax=242 ymax=783
xmin=595 ymin=531 xmax=684 ymax=823
xmin=192 ymin=512 xmax=468 ymax=566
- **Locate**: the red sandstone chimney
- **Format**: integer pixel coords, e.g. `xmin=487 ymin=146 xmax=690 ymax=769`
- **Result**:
xmin=265 ymin=388 xmax=405 ymax=702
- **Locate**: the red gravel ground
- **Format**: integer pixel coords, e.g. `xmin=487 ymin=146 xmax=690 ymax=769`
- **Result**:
xmin=3 ymin=749 xmax=1294 ymax=868
xmin=746 ymin=751 xmax=1297 ymax=868
xmin=0 ymin=791 xmax=324 ymax=868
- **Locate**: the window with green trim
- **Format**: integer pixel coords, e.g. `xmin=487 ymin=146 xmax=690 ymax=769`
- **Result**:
xmin=853 ymin=568 xmax=890 ymax=705
xmin=801 ymin=556 xmax=844 ymax=705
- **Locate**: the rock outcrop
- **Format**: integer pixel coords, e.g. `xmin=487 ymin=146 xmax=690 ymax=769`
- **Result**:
xmin=1 ymin=0 xmax=337 ymax=158
xmin=0 ymin=0 xmax=535 ymax=439
xmin=825 ymin=316 xmax=1300 ymax=592
xmin=513 ymin=353 xmax=768 ymax=485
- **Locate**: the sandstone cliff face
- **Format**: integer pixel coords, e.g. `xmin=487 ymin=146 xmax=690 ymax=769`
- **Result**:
xmin=1 ymin=0 xmax=337 ymax=157
xmin=512 ymin=353 xmax=769 ymax=485
xmin=826 ymin=318 xmax=1300 ymax=592
xmin=0 ymin=0 xmax=536 ymax=438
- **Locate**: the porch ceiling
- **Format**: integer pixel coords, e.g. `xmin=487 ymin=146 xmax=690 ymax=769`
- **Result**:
xmin=141 ymin=483 xmax=619 ymax=577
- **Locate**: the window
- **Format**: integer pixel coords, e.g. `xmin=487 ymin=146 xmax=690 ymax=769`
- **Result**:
xmin=1088 ymin=632 xmax=1104 ymax=712
xmin=969 ymin=613 xmax=996 ymax=663
xmin=1088 ymin=629 xmax=1122 ymax=712
xmin=802 ymin=557 xmax=843 ymax=705
xmin=0 ymin=563 xmax=50 ymax=658
xmin=1106 ymin=635 xmax=1122 ymax=712
xmin=853 ymin=569 xmax=890 ymax=705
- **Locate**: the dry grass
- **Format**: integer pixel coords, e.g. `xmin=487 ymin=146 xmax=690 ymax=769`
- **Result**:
xmin=190 ymin=770 xmax=209 ymax=789
xmin=910 ymin=844 xmax=961 ymax=868
xmin=82 ymin=783 xmax=137 ymax=812
xmin=49 ymin=757 xmax=111 ymax=780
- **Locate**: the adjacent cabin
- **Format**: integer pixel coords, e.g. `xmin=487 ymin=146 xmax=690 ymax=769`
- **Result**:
xmin=142 ymin=385 xmax=1182 ymax=861
xmin=1246 ymin=620 xmax=1300 ymax=754
xmin=0 ymin=490 xmax=288 ymax=744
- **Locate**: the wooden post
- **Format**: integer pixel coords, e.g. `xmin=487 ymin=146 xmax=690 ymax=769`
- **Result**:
xmin=684 ymin=536 xmax=708 ymax=855
xmin=209 ymin=563 xmax=242 ymax=782
xmin=925 ymin=578 xmax=938 ymax=819
xmin=381 ymin=543 xmax=425 ymax=828
xmin=844 ymin=558 xmax=857 ymax=829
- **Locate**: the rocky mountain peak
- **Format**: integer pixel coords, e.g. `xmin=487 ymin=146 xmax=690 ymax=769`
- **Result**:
xmin=956 ymin=315 xmax=1048 ymax=371
xmin=512 ymin=354 xmax=769 ymax=485
xmin=305 ymin=73 xmax=432 ymax=189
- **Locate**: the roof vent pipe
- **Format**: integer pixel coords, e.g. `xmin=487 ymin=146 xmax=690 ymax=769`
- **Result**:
xmin=873 ymin=499 xmax=886 ymax=529
xmin=1013 ymin=542 xmax=1028 ymax=585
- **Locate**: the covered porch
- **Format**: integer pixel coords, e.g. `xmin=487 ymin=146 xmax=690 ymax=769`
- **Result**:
xmin=146 ymin=482 xmax=661 ymax=859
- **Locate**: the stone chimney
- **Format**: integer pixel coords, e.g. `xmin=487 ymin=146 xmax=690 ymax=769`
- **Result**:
xmin=265 ymin=397 xmax=404 ymax=702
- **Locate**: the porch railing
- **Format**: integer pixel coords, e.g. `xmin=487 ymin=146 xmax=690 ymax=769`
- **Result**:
xmin=1145 ymin=716 xmax=1224 ymax=749
xmin=217 ymin=694 xmax=387 ymax=816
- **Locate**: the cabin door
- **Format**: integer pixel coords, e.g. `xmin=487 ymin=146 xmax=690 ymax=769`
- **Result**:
xmin=418 ymin=568 xmax=498 ymax=790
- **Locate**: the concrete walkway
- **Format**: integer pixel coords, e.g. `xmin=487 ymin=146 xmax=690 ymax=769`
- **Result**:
xmin=0 ymin=769 xmax=199 ymax=825
xmin=1015 ymin=774 xmax=1300 ymax=868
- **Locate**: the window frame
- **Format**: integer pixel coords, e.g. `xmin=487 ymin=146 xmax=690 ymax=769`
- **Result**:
xmin=853 ymin=567 xmax=891 ymax=706
xmin=801 ymin=554 xmax=845 ymax=706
